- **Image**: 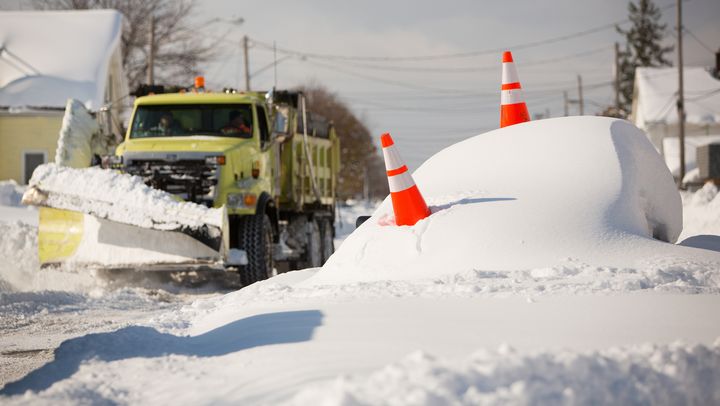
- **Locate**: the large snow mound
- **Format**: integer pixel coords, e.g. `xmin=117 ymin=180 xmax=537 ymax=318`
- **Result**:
xmin=316 ymin=117 xmax=720 ymax=283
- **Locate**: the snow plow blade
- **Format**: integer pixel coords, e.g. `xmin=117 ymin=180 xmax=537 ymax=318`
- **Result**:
xmin=23 ymin=164 xmax=234 ymax=271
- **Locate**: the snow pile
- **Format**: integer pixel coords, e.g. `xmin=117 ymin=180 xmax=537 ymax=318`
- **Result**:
xmin=316 ymin=117 xmax=720 ymax=284
xmin=0 ymin=220 xmax=102 ymax=293
xmin=25 ymin=164 xmax=224 ymax=231
xmin=287 ymin=341 xmax=720 ymax=406
xmin=54 ymin=99 xmax=102 ymax=169
xmin=0 ymin=221 xmax=38 ymax=292
xmin=678 ymin=183 xmax=720 ymax=252
xmin=0 ymin=180 xmax=23 ymax=207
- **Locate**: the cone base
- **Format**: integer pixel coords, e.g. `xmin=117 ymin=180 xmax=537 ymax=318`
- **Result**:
xmin=391 ymin=185 xmax=431 ymax=226
xmin=500 ymin=103 xmax=530 ymax=128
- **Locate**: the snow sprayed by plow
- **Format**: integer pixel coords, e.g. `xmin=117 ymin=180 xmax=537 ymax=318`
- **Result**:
xmin=22 ymin=164 xmax=228 ymax=268
xmin=25 ymin=164 xmax=224 ymax=232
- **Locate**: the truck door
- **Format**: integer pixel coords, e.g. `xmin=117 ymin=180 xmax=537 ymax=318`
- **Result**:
xmin=256 ymin=105 xmax=281 ymax=196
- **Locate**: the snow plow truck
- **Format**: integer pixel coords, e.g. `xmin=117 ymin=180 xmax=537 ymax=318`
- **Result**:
xmin=23 ymin=82 xmax=340 ymax=286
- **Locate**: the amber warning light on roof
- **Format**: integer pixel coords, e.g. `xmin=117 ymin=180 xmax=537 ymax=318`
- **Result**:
xmin=194 ymin=76 xmax=205 ymax=90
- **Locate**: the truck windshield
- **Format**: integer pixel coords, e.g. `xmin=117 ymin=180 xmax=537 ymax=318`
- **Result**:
xmin=129 ymin=104 xmax=254 ymax=139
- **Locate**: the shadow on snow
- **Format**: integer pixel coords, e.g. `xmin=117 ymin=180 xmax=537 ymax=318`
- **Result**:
xmin=432 ymin=197 xmax=517 ymax=212
xmin=1 ymin=310 xmax=323 ymax=396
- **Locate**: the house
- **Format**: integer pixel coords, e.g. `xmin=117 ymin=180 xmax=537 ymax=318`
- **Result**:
xmin=0 ymin=9 xmax=128 ymax=184
xmin=631 ymin=66 xmax=720 ymax=179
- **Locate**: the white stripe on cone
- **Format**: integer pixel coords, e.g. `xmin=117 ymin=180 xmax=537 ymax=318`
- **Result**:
xmin=382 ymin=144 xmax=404 ymax=171
xmin=388 ymin=171 xmax=415 ymax=193
xmin=382 ymin=142 xmax=416 ymax=193
xmin=501 ymin=89 xmax=526 ymax=105
xmin=502 ymin=62 xmax=520 ymax=85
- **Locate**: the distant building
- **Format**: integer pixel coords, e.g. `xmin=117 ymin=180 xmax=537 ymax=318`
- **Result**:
xmin=631 ymin=66 xmax=720 ymax=179
xmin=0 ymin=9 xmax=128 ymax=184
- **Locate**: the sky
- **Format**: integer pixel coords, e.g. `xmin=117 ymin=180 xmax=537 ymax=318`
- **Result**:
xmin=3 ymin=0 xmax=719 ymax=171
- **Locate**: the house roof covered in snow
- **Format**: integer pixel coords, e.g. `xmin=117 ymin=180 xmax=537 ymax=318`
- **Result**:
xmin=0 ymin=9 xmax=123 ymax=111
xmin=633 ymin=66 xmax=720 ymax=129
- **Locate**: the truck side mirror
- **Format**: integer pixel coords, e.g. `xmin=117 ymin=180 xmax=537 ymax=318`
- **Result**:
xmin=265 ymin=87 xmax=275 ymax=106
xmin=97 ymin=106 xmax=112 ymax=136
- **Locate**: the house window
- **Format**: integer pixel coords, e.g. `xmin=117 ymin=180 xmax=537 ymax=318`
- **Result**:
xmin=22 ymin=151 xmax=47 ymax=184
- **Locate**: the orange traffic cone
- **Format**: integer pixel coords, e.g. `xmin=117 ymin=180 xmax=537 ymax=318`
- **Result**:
xmin=381 ymin=133 xmax=430 ymax=226
xmin=500 ymin=51 xmax=531 ymax=128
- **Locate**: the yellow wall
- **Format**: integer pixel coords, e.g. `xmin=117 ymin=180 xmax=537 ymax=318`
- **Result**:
xmin=0 ymin=113 xmax=62 ymax=184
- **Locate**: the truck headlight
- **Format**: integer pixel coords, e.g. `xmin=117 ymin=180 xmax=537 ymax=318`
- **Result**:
xmin=205 ymin=155 xmax=226 ymax=165
xmin=227 ymin=193 xmax=243 ymax=208
xmin=227 ymin=193 xmax=257 ymax=208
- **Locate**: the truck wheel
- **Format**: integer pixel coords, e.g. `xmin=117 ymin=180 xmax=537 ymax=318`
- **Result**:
xmin=320 ymin=218 xmax=334 ymax=263
xmin=238 ymin=214 xmax=274 ymax=286
xmin=304 ymin=218 xmax=322 ymax=269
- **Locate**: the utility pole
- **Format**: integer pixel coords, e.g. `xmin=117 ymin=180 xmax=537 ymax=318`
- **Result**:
xmin=577 ymin=74 xmax=584 ymax=115
xmin=563 ymin=91 xmax=569 ymax=116
xmin=677 ymin=0 xmax=686 ymax=187
xmin=147 ymin=16 xmax=155 ymax=85
xmin=243 ymin=35 xmax=250 ymax=91
xmin=273 ymin=40 xmax=278 ymax=89
xmin=614 ymin=42 xmax=621 ymax=109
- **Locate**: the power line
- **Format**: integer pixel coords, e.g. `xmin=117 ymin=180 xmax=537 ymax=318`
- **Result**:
xmin=683 ymin=27 xmax=716 ymax=54
xmin=303 ymin=57 xmax=613 ymax=96
xmin=252 ymin=23 xmax=618 ymax=62
xmin=249 ymin=2 xmax=676 ymax=62
xmin=301 ymin=58 xmax=481 ymax=94
xmin=255 ymin=45 xmax=611 ymax=74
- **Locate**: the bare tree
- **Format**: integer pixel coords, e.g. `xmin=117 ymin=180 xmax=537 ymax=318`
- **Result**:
xmin=34 ymin=0 xmax=214 ymax=90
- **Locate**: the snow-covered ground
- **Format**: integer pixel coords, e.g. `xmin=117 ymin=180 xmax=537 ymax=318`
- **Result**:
xmin=1 ymin=117 xmax=719 ymax=404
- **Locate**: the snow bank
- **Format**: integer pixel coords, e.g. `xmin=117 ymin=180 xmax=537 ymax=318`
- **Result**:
xmin=315 ymin=117 xmax=719 ymax=284
xmin=0 ymin=221 xmax=38 ymax=292
xmin=0 ymin=220 xmax=100 ymax=293
xmin=679 ymin=183 xmax=720 ymax=251
xmin=286 ymin=341 xmax=720 ymax=406
xmin=0 ymin=180 xmax=23 ymax=207
xmin=24 ymin=164 xmax=224 ymax=232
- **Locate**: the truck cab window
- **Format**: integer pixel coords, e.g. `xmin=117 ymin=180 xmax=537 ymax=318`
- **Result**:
xmin=257 ymin=105 xmax=270 ymax=145
xmin=129 ymin=104 xmax=253 ymax=139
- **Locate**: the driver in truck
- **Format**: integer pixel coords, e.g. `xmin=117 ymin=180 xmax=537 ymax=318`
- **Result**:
xmin=221 ymin=110 xmax=252 ymax=137
xmin=151 ymin=111 xmax=184 ymax=136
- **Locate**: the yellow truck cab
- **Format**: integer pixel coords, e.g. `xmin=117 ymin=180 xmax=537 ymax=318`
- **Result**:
xmin=115 ymin=87 xmax=340 ymax=285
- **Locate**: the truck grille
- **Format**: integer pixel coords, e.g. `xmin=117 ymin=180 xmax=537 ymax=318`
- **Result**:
xmin=124 ymin=160 xmax=219 ymax=206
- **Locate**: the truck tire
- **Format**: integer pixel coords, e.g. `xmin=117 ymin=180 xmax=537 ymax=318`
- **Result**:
xmin=320 ymin=218 xmax=334 ymax=263
xmin=303 ymin=218 xmax=322 ymax=269
xmin=238 ymin=214 xmax=274 ymax=286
